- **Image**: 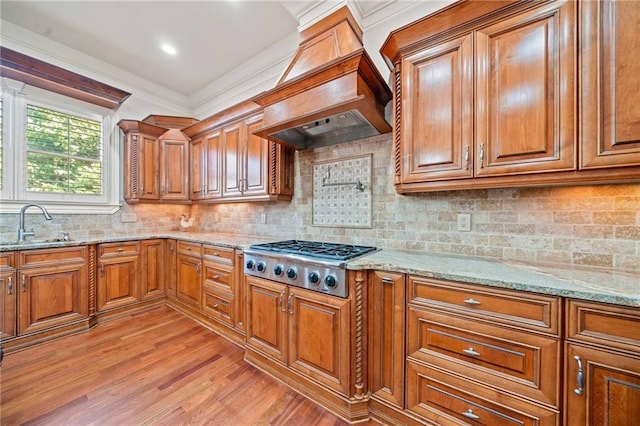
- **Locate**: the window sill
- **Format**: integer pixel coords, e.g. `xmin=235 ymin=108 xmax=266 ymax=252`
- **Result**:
xmin=0 ymin=201 xmax=121 ymax=215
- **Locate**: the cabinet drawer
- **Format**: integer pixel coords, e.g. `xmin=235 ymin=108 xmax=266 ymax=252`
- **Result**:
xmin=19 ymin=246 xmax=88 ymax=268
xmin=0 ymin=252 xmax=15 ymax=269
xmin=407 ymin=360 xmax=559 ymax=426
xmin=203 ymin=244 xmax=234 ymax=265
xmin=203 ymin=264 xmax=233 ymax=293
xmin=98 ymin=242 xmax=140 ymax=257
xmin=567 ymin=299 xmax=640 ymax=354
xmin=177 ymin=241 xmax=202 ymax=257
xmin=408 ymin=304 xmax=560 ymax=407
xmin=408 ymin=276 xmax=560 ymax=335
xmin=202 ymin=285 xmax=233 ymax=326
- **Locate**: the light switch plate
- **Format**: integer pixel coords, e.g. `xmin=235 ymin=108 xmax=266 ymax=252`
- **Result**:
xmin=121 ymin=212 xmax=138 ymax=223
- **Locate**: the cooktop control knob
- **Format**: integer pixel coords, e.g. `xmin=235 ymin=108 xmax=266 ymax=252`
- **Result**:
xmin=273 ymin=265 xmax=284 ymax=276
xmin=256 ymin=261 xmax=266 ymax=272
xmin=286 ymin=267 xmax=297 ymax=280
xmin=308 ymin=271 xmax=320 ymax=284
xmin=246 ymin=259 xmax=255 ymax=270
xmin=325 ymin=274 xmax=337 ymax=288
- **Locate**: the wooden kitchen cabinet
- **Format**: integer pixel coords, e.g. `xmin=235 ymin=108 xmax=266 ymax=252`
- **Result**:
xmin=564 ymin=299 xmax=640 ymax=425
xmin=368 ymin=270 xmax=405 ymax=408
xmin=182 ymin=100 xmax=294 ymax=203
xmin=166 ymin=239 xmax=177 ymax=299
xmin=0 ymin=252 xmax=17 ymax=340
xmin=190 ymin=130 xmax=222 ymax=200
xmin=579 ymin=0 xmax=640 ymax=169
xmin=118 ymin=120 xmax=191 ymax=203
xmin=140 ymin=239 xmax=165 ymax=300
xmin=97 ymin=242 xmax=140 ymax=312
xmin=17 ymin=246 xmax=89 ymax=335
xmin=175 ymin=241 xmax=202 ymax=308
xmin=201 ymin=244 xmax=236 ymax=328
xmin=245 ymin=275 xmax=351 ymax=395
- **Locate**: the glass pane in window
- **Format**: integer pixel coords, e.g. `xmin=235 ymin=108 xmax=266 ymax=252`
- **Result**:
xmin=26 ymin=104 xmax=102 ymax=195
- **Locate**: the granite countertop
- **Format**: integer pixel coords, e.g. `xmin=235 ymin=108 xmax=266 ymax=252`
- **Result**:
xmin=2 ymin=232 xmax=638 ymax=308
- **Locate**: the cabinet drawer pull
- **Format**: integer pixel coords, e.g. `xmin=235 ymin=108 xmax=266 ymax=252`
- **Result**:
xmin=479 ymin=143 xmax=485 ymax=168
xmin=213 ymin=304 xmax=219 ymax=309
xmin=213 ymin=251 xmax=219 ymax=256
xmin=279 ymin=291 xmax=285 ymax=312
xmin=574 ymin=355 xmax=584 ymax=396
xmin=100 ymin=263 xmax=105 ymax=277
xmin=196 ymin=263 xmax=201 ymax=275
xmin=462 ymin=409 xmax=480 ymax=420
xmin=464 ymin=145 xmax=469 ymax=170
xmin=6 ymin=277 xmax=12 ymax=295
xmin=381 ymin=276 xmax=394 ymax=283
xmin=463 ymin=298 xmax=481 ymax=305
xmin=117 ymin=247 xmax=124 ymax=252
xmin=287 ymin=293 xmax=293 ymax=315
xmin=21 ymin=275 xmax=26 ymax=292
xmin=212 ymin=275 xmax=219 ymax=280
xmin=463 ymin=347 xmax=480 ymax=357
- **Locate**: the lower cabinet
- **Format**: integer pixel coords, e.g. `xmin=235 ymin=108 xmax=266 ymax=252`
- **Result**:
xmin=97 ymin=242 xmax=140 ymax=311
xmin=245 ymin=274 xmax=352 ymax=396
xmin=175 ymin=241 xmax=202 ymax=308
xmin=166 ymin=239 xmax=177 ymax=299
xmin=201 ymin=244 xmax=236 ymax=328
xmin=564 ymin=300 xmax=640 ymax=425
xmin=0 ymin=252 xmax=17 ymax=340
xmin=140 ymin=239 xmax=165 ymax=300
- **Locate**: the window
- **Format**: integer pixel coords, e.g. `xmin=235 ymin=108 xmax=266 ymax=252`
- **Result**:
xmin=1 ymin=81 xmax=119 ymax=214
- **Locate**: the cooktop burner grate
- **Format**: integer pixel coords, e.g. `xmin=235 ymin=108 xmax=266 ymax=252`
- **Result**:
xmin=249 ymin=240 xmax=377 ymax=261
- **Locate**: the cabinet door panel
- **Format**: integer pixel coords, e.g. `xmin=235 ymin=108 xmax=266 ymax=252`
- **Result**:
xmin=160 ymin=139 xmax=188 ymax=201
xmin=139 ymin=134 xmax=160 ymax=199
xmin=401 ymin=34 xmax=473 ymax=182
xmin=580 ymin=0 xmax=640 ymax=168
xmin=566 ymin=343 xmax=640 ymax=425
xmin=289 ymin=287 xmax=350 ymax=395
xmin=204 ymin=131 xmax=222 ymax=198
xmin=176 ymin=254 xmax=201 ymax=308
xmin=246 ymin=276 xmax=287 ymax=364
xmin=244 ymin=116 xmax=269 ymax=196
xmin=1 ymin=270 xmax=17 ymax=339
xmin=189 ymin=135 xmax=205 ymax=200
xmin=19 ymin=265 xmax=88 ymax=334
xmin=97 ymin=255 xmax=139 ymax=311
xmin=141 ymin=240 xmax=164 ymax=300
xmin=475 ymin=1 xmax=575 ymax=175
xmin=223 ymin=122 xmax=243 ymax=197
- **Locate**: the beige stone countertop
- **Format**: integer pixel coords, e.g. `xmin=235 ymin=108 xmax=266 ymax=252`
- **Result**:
xmin=347 ymin=249 xmax=639 ymax=308
xmin=3 ymin=233 xmax=637 ymax=308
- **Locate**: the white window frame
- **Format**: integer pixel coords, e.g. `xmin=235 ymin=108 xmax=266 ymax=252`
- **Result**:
xmin=1 ymin=78 xmax=120 ymax=214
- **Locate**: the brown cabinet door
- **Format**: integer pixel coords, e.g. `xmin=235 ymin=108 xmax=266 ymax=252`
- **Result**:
xmin=140 ymin=239 xmax=165 ymax=300
xmin=245 ymin=275 xmax=287 ymax=365
xmin=160 ymin=138 xmax=189 ymax=201
xmin=18 ymin=263 xmax=89 ymax=334
xmin=475 ymin=0 xmax=576 ymax=176
xmin=176 ymin=253 xmax=201 ymax=308
xmin=565 ymin=343 xmax=640 ymax=425
xmin=368 ymin=271 xmax=405 ymax=408
xmin=400 ymin=34 xmax=474 ymax=182
xmin=97 ymin=254 xmax=139 ymax=312
xmin=244 ymin=115 xmax=269 ymax=197
xmin=222 ymin=121 xmax=243 ymax=198
xmin=204 ymin=130 xmax=223 ymax=199
xmin=189 ymin=135 xmax=205 ymax=200
xmin=1 ymin=269 xmax=17 ymax=339
xmin=139 ymin=134 xmax=161 ymax=199
xmin=288 ymin=287 xmax=350 ymax=395
xmin=580 ymin=0 xmax=640 ymax=168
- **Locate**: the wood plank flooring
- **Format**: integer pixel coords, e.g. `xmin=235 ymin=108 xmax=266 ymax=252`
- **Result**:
xmin=1 ymin=306 xmax=362 ymax=425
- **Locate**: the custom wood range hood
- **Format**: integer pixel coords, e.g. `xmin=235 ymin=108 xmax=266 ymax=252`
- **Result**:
xmin=252 ymin=6 xmax=392 ymax=150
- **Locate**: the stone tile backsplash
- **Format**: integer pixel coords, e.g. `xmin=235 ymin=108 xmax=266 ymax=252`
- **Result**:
xmin=2 ymin=134 xmax=638 ymax=272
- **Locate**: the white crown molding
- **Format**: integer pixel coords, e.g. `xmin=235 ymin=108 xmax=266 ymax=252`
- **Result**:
xmin=1 ymin=20 xmax=191 ymax=116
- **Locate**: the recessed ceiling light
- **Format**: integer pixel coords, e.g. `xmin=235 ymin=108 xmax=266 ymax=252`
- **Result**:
xmin=161 ymin=44 xmax=178 ymax=55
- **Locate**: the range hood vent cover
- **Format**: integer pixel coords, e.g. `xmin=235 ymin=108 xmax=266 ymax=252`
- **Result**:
xmin=252 ymin=6 xmax=392 ymax=150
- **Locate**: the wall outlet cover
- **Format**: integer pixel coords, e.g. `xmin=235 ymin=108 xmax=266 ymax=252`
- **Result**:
xmin=121 ymin=212 xmax=138 ymax=223
xmin=457 ymin=213 xmax=471 ymax=232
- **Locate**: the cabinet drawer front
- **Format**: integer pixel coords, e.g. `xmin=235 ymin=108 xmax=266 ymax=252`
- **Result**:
xmin=408 ymin=305 xmax=560 ymax=407
xmin=177 ymin=241 xmax=202 ymax=257
xmin=407 ymin=360 xmax=559 ymax=426
xmin=203 ymin=245 xmax=234 ymax=265
xmin=19 ymin=246 xmax=88 ymax=268
xmin=567 ymin=299 xmax=640 ymax=353
xmin=98 ymin=242 xmax=140 ymax=257
xmin=409 ymin=276 xmax=560 ymax=334
xmin=203 ymin=265 xmax=232 ymax=292
xmin=202 ymin=286 xmax=233 ymax=325
xmin=0 ymin=252 xmax=15 ymax=269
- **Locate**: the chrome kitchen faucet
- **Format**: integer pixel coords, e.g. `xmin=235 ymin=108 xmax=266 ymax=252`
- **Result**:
xmin=18 ymin=203 xmax=52 ymax=242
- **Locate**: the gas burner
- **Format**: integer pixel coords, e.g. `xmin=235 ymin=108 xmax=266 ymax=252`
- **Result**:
xmin=249 ymin=240 xmax=377 ymax=261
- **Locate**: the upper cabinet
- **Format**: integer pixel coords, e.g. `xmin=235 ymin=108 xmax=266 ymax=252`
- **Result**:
xmin=118 ymin=117 xmax=194 ymax=203
xmin=579 ymin=0 xmax=640 ymax=169
xmin=381 ymin=0 xmax=640 ymax=193
xmin=183 ymin=101 xmax=294 ymax=203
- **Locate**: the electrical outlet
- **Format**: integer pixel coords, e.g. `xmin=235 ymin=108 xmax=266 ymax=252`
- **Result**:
xmin=212 ymin=212 xmax=219 ymax=223
xmin=121 ymin=212 xmax=138 ymax=223
xmin=457 ymin=213 xmax=471 ymax=232
xmin=260 ymin=213 xmax=267 ymax=224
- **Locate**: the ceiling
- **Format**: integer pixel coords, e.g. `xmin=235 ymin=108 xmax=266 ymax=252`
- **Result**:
xmin=0 ymin=1 xmax=331 ymax=96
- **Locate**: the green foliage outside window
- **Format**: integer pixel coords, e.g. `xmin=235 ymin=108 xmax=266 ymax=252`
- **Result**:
xmin=26 ymin=105 xmax=103 ymax=194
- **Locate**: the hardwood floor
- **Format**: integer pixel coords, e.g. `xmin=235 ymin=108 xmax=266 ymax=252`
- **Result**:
xmin=1 ymin=306 xmax=362 ymax=425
